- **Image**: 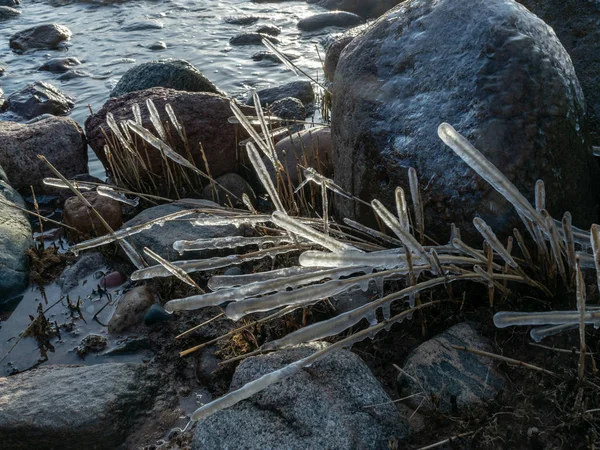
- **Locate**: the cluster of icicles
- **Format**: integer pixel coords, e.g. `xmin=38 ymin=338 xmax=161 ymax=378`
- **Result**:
xmin=53 ymin=94 xmax=600 ymax=422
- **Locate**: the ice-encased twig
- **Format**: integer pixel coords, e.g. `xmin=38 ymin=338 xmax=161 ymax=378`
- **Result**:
xmin=395 ymin=187 xmax=410 ymax=233
xmin=130 ymin=245 xmax=299 ymax=280
xmin=561 ymin=213 xmax=576 ymax=284
xmin=70 ymin=209 xmax=201 ymax=254
xmin=208 ymin=266 xmax=316 ymax=290
xmin=271 ymin=211 xmax=359 ymax=253
xmin=591 ymin=224 xmax=600 ymax=295
xmin=97 ymin=185 xmax=139 ymax=207
xmin=343 ymin=218 xmax=402 ymax=247
xmin=127 ymin=120 xmax=202 ymax=175
xmin=576 ymin=255 xmax=587 ymax=380
xmin=437 ymin=123 xmax=543 ymax=225
xmin=371 ymin=200 xmax=429 ymax=263
xmin=192 ymin=214 xmax=272 ymax=228
xmin=146 ymin=99 xmax=168 ymax=142
xmin=542 ymin=210 xmax=567 ymax=283
xmin=165 ymin=103 xmax=185 ymax=142
xmin=252 ymin=90 xmax=278 ymax=165
xmin=535 ymin=180 xmax=545 ymax=212
xmin=190 ymin=301 xmax=441 ymax=421
xmin=173 ymin=235 xmax=294 ymax=254
xmin=408 ymin=168 xmax=424 ymax=243
xmin=493 ymin=310 xmax=600 ymax=328
xmin=144 ymin=247 xmax=200 ymax=290
xmin=230 ymin=101 xmax=276 ymax=166
xmin=247 ymin=142 xmax=285 ymax=212
xmin=473 ymin=217 xmax=518 ymax=269
xmin=106 ymin=112 xmax=135 ymax=154
xmin=165 ymin=266 xmax=369 ymax=313
xmin=295 ymin=167 xmax=353 ymax=200
xmin=132 ymin=103 xmax=142 ymax=125
xmin=43 ymin=177 xmax=96 ymax=191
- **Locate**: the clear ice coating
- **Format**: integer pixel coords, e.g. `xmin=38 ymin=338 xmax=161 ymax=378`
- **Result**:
xmin=493 ymin=310 xmax=600 ymax=328
xmin=207 ymin=266 xmax=316 ymax=290
xmin=165 ymin=266 xmax=369 ymax=313
xmin=43 ymin=177 xmax=96 ymax=191
xmin=246 ymin=142 xmax=285 ymax=212
xmin=271 ymin=211 xmax=360 ymax=253
xmin=530 ymin=324 xmax=579 ymax=342
xmin=172 ymin=235 xmax=293 ymax=254
xmin=131 ymin=246 xmax=298 ymax=280
xmin=473 ymin=217 xmax=518 ymax=269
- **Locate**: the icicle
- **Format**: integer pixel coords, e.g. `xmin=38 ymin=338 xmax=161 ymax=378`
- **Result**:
xmin=252 ymin=90 xmax=278 ymax=165
xmin=271 ymin=211 xmax=359 ymax=253
xmin=247 ymin=142 xmax=285 ymax=212
xmin=562 ymin=213 xmax=576 ymax=282
xmin=165 ymin=103 xmax=185 ymax=141
xmin=493 ymin=310 xmax=600 ymax=328
xmin=165 ymin=266 xmax=367 ymax=312
xmin=146 ymin=99 xmax=167 ymax=141
xmin=295 ymin=167 xmax=353 ymax=200
xmin=127 ymin=120 xmax=202 ymax=175
xmin=97 ymin=185 xmax=139 ymax=207
xmin=230 ymin=101 xmax=276 ymax=165
xmin=590 ymin=224 xmax=600 ymax=295
xmin=395 ymin=187 xmax=410 ymax=232
xmin=132 ymin=102 xmax=142 ymax=126
xmin=208 ymin=266 xmax=320 ymax=290
xmin=131 ymin=246 xmax=297 ymax=280
xmin=321 ymin=179 xmax=329 ymax=235
xmin=242 ymin=194 xmax=258 ymax=214
xmin=530 ymin=324 xmax=578 ymax=342
xmin=408 ymin=168 xmax=424 ymax=242
xmin=437 ymin=123 xmax=543 ymax=225
xmin=43 ymin=177 xmax=96 ymax=191
xmin=535 ymin=180 xmax=545 ymax=212
xmin=542 ymin=210 xmax=567 ymax=283
xmin=119 ymin=240 xmax=146 ymax=270
xmin=173 ymin=235 xmax=293 ymax=254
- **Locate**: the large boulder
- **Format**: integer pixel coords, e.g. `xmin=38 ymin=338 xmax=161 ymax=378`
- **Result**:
xmin=398 ymin=323 xmax=505 ymax=414
xmin=306 ymin=0 xmax=402 ymax=18
xmin=516 ymin=0 xmax=600 ymax=146
xmin=85 ymin=88 xmax=254 ymax=181
xmin=193 ymin=343 xmax=408 ymax=450
xmin=110 ymin=59 xmax=223 ymax=98
xmin=9 ymin=24 xmax=72 ymax=52
xmin=0 ymin=363 xmax=163 ymax=450
xmin=0 ymin=116 xmax=88 ymax=194
xmin=0 ymin=166 xmax=32 ymax=302
xmin=332 ymin=0 xmax=599 ymax=241
xmin=1 ymin=81 xmax=74 ymax=119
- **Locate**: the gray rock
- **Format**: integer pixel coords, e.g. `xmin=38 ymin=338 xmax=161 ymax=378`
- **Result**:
xmin=306 ymin=0 xmax=402 ymax=18
xmin=224 ymin=15 xmax=261 ymax=25
xmin=515 ymin=0 xmax=600 ymax=145
xmin=76 ymin=333 xmax=108 ymax=356
xmin=38 ymin=56 xmax=82 ymax=73
xmin=324 ymin=34 xmax=355 ymax=81
xmin=2 ymin=81 xmax=74 ymax=119
xmin=9 ymin=24 xmax=72 ymax=52
xmin=0 ymin=5 xmax=20 ymax=19
xmin=0 ymin=363 xmax=163 ymax=450
xmin=265 ymin=126 xmax=332 ymax=185
xmin=0 ymin=116 xmax=88 ymax=194
xmin=332 ymin=0 xmax=599 ymax=242
xmin=255 ymin=24 xmax=281 ymax=36
xmin=144 ymin=303 xmax=172 ymax=326
xmin=298 ymin=12 xmax=364 ymax=31
xmin=121 ymin=19 xmax=164 ymax=31
xmin=57 ymin=69 xmax=92 ymax=80
xmin=229 ymin=32 xmax=279 ymax=46
xmin=148 ymin=40 xmax=167 ymax=50
xmin=251 ymin=50 xmax=300 ymax=64
xmin=398 ymin=322 xmax=505 ymax=414
xmin=193 ymin=342 xmax=408 ymax=450
xmin=0 ymin=166 xmax=32 ymax=302
xmin=109 ymin=285 xmax=155 ymax=334
xmin=0 ymin=0 xmax=20 ymax=6
xmin=120 ymin=199 xmax=244 ymax=260
xmin=246 ymin=80 xmax=315 ymax=109
xmin=268 ymin=96 xmax=306 ymax=123
xmin=110 ymin=59 xmax=222 ymax=98
xmin=58 ymin=252 xmax=107 ymax=292
xmin=202 ymin=173 xmax=256 ymax=208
